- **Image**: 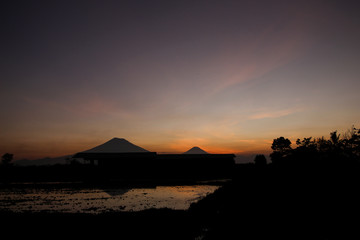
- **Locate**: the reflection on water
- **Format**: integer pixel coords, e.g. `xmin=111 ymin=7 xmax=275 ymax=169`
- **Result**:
xmin=0 ymin=185 xmax=219 ymax=213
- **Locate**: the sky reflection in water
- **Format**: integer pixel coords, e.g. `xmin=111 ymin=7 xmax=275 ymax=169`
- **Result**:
xmin=0 ymin=185 xmax=219 ymax=213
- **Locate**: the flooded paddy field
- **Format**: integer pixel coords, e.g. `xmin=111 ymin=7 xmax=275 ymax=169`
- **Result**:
xmin=0 ymin=183 xmax=220 ymax=214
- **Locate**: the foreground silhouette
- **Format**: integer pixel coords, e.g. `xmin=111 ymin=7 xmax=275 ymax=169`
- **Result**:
xmin=189 ymin=128 xmax=360 ymax=239
xmin=1 ymin=128 xmax=359 ymax=239
xmin=3 ymin=161 xmax=358 ymax=239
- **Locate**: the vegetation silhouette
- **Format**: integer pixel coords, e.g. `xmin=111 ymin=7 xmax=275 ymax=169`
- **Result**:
xmin=269 ymin=136 xmax=292 ymax=165
xmin=1 ymin=153 xmax=13 ymax=166
xmin=270 ymin=127 xmax=360 ymax=168
xmin=253 ymin=154 xmax=267 ymax=166
xmin=189 ymin=127 xmax=360 ymax=239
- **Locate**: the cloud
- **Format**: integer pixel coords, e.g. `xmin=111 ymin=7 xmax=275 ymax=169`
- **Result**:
xmin=249 ymin=107 xmax=303 ymax=120
xmin=201 ymin=5 xmax=320 ymax=98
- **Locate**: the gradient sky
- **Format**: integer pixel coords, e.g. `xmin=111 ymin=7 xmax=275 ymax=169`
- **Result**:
xmin=1 ymin=0 xmax=360 ymax=160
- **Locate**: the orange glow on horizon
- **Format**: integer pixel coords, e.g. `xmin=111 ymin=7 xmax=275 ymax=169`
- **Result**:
xmin=6 ymin=137 xmax=274 ymax=161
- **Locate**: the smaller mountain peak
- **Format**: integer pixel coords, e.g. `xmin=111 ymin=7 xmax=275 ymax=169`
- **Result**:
xmin=191 ymin=146 xmax=202 ymax=150
xmin=183 ymin=146 xmax=209 ymax=154
xmin=108 ymin=137 xmax=127 ymax=142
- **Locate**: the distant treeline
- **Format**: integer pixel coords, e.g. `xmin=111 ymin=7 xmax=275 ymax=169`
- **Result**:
xmin=268 ymin=126 xmax=360 ymax=167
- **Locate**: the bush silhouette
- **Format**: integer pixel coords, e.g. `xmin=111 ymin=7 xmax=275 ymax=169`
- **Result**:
xmin=254 ymin=154 xmax=267 ymax=166
xmin=1 ymin=153 xmax=13 ymax=166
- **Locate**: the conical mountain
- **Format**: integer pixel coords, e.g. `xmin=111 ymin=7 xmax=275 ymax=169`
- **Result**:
xmin=83 ymin=138 xmax=149 ymax=153
xmin=183 ymin=146 xmax=209 ymax=154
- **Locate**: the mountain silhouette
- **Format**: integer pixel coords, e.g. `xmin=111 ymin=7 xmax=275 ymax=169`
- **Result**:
xmin=83 ymin=138 xmax=150 ymax=153
xmin=183 ymin=147 xmax=209 ymax=154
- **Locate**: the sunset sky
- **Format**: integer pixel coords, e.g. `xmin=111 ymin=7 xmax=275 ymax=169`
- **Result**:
xmin=1 ymin=0 xmax=360 ymax=160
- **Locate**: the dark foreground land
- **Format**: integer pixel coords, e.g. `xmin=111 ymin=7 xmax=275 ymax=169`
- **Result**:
xmin=2 ymin=162 xmax=360 ymax=240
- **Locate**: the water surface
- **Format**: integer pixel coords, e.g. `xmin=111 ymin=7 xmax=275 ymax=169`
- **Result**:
xmin=0 ymin=184 xmax=219 ymax=213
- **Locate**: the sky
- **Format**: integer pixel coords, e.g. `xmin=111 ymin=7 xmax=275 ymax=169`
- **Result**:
xmin=1 ymin=0 xmax=360 ymax=161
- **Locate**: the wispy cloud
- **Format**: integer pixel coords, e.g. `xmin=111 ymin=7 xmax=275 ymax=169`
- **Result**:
xmin=249 ymin=107 xmax=303 ymax=120
xmin=204 ymin=6 xmax=319 ymax=97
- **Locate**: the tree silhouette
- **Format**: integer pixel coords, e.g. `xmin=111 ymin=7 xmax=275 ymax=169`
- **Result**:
xmin=269 ymin=127 xmax=360 ymax=167
xmin=254 ymin=154 xmax=267 ymax=166
xmin=271 ymin=137 xmax=292 ymax=152
xmin=342 ymin=127 xmax=360 ymax=161
xmin=1 ymin=153 xmax=13 ymax=166
xmin=330 ymin=131 xmax=340 ymax=146
xmin=270 ymin=137 xmax=292 ymax=164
